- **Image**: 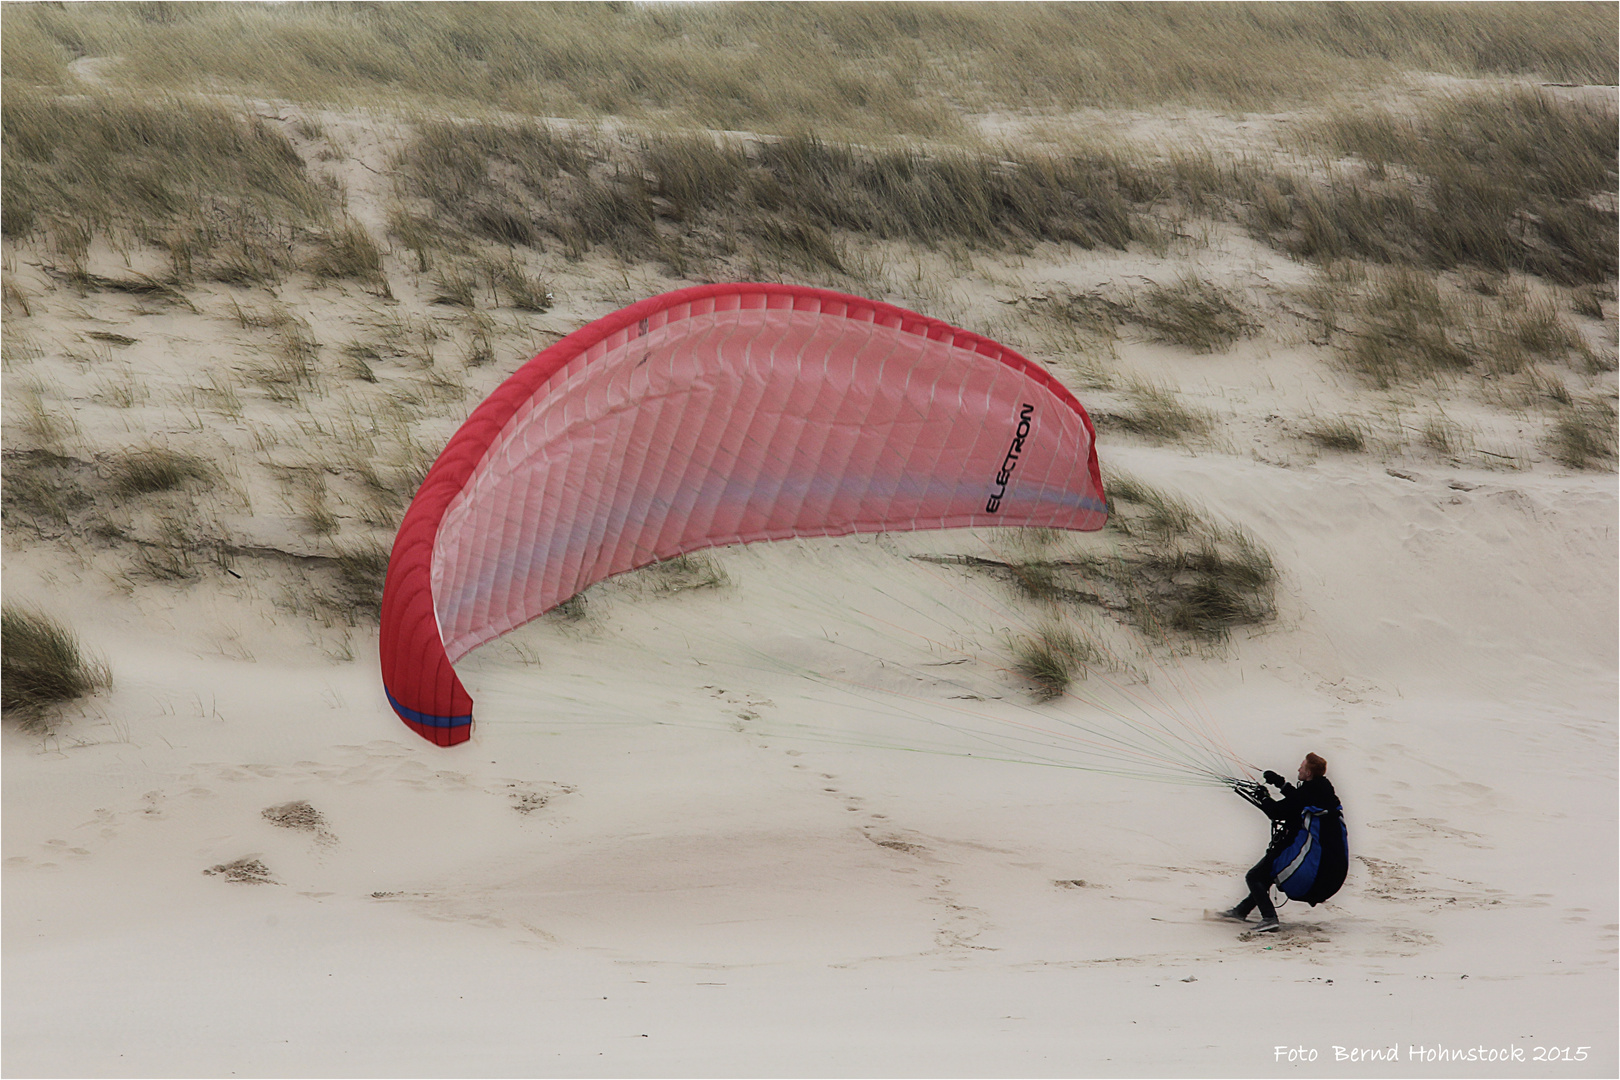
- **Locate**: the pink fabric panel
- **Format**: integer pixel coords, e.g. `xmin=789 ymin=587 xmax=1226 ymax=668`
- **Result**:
xmin=430 ymin=303 xmax=1105 ymax=662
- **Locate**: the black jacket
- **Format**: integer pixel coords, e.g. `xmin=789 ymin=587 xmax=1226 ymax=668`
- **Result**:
xmin=1261 ymin=775 xmax=1338 ymax=847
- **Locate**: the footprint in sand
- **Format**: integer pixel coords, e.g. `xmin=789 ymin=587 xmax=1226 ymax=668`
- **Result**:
xmin=500 ymin=780 xmax=576 ymax=815
xmin=865 ymin=831 xmax=928 ymax=857
xmin=1355 ymin=854 xmax=1517 ymax=908
xmin=1238 ymin=922 xmax=1331 ymax=947
xmin=203 ymin=857 xmax=277 ymax=884
xmin=928 ymin=878 xmax=996 ymax=951
xmin=262 ymin=800 xmax=338 ymax=846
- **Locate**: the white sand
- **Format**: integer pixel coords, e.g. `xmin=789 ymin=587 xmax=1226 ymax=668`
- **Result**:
xmin=3 ymin=96 xmax=1616 ymax=1078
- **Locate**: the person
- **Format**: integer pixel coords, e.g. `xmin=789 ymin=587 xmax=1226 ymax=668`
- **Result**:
xmin=1217 ymin=753 xmax=1337 ymax=932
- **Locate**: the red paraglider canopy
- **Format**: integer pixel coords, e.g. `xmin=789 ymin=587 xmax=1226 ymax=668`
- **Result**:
xmin=380 ymin=283 xmax=1106 ymax=745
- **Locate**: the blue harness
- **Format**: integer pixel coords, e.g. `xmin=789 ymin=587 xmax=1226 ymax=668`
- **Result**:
xmin=1270 ymin=804 xmax=1349 ymax=905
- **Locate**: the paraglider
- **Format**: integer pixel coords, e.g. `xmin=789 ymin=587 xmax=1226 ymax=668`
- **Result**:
xmin=379 ymin=284 xmax=1108 ymax=746
xmin=1220 ymin=753 xmax=1349 ymax=929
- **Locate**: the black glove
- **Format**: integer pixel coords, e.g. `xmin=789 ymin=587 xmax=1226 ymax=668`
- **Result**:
xmin=1231 ymin=780 xmax=1268 ymax=809
xmin=1262 ymin=770 xmax=1285 ymax=787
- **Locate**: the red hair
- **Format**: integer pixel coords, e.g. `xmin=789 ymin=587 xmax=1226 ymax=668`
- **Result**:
xmin=1304 ymin=753 xmax=1327 ymax=778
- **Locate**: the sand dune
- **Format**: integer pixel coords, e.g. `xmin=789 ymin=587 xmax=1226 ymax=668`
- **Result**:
xmin=4 ymin=68 xmax=1616 ymax=1078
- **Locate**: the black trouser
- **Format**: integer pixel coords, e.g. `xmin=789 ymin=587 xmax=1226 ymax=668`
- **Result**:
xmin=1231 ymin=852 xmax=1277 ymax=920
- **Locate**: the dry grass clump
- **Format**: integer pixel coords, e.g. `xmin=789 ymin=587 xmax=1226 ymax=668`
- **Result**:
xmin=1000 ymin=559 xmax=1069 ymax=605
xmin=1582 ymin=349 xmax=1619 ymax=377
xmin=392 ymin=120 xmax=590 ymax=250
xmin=305 ymin=219 xmax=390 ymax=294
xmin=1026 ymin=289 xmax=1119 ymax=346
xmin=332 ymin=540 xmax=391 ymax=616
xmin=1011 ymin=623 xmax=1105 ymax=702
xmin=645 ymin=134 xmax=750 ymax=222
xmin=429 ymin=263 xmax=481 ymax=309
xmin=548 ymin=594 xmax=589 ymax=622
xmin=499 ymin=270 xmax=552 ymax=313
xmin=480 ymin=254 xmax=552 ymax=312
xmin=1546 ymin=397 xmax=1618 ymax=470
xmin=1127 ymin=276 xmax=1257 ymax=353
xmin=1570 ymin=284 xmax=1610 ymax=321
xmin=1 ymin=450 xmax=94 ymax=529
xmin=932 ymin=474 xmax=1276 ymax=646
xmin=457 ymin=315 xmax=497 ymax=369
xmin=394 ymin=123 xmax=580 ymax=261
xmin=1418 ymin=414 xmax=1466 ymax=456
xmin=278 ymin=539 xmax=393 ymax=625
xmin=12 ymin=383 xmax=79 ymax=448
xmin=1265 ymin=89 xmax=1617 ymax=286
xmin=298 ymin=474 xmax=339 ymax=537
xmin=1 ymin=605 xmax=111 ymax=722
xmin=2 ymin=89 xmax=329 ymax=285
xmin=1096 ymin=381 xmax=1212 ymax=443
xmin=1 ymin=282 xmax=37 ymax=325
xmin=640 ymin=552 xmax=730 ymax=594
xmin=249 ymin=321 xmax=322 ymax=405
xmin=1487 ymin=298 xmax=1589 ymax=374
xmin=1308 ymin=262 xmax=1603 ymax=389
xmin=751 ymin=135 xmax=1137 ymax=252
xmin=1308 ymin=265 xmax=1474 ymax=387
xmin=127 ymin=510 xmax=208 ymax=582
xmin=110 ymin=447 xmax=214 ymax=497
xmin=1098 ymin=474 xmax=1276 ymax=641
xmin=392 ymin=123 xmax=1148 ymax=272
xmin=1103 ymin=474 xmax=1202 ymax=538
xmin=1301 ymin=418 xmax=1367 ymax=453
xmin=0 ymin=320 xmax=39 ymax=357
xmin=340 ymin=342 xmax=382 ymax=383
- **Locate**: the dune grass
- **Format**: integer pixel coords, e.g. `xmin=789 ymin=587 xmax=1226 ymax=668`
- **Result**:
xmin=1026 ymin=289 xmax=1120 ymax=348
xmin=479 ymin=254 xmax=553 ymax=313
xmin=383 ymin=86 xmax=1615 ymax=315
xmin=0 ymin=450 xmax=94 ymax=529
xmin=248 ymin=320 xmax=322 ymax=405
xmin=1302 ymin=418 xmax=1368 ymax=453
xmin=1571 ymin=284 xmax=1610 ymax=320
xmin=1 ymin=604 xmax=111 ymax=721
xmin=1011 ymin=622 xmax=1105 ymax=702
xmin=1307 ymin=264 xmax=1479 ymax=387
xmin=305 ymin=219 xmax=390 ymax=295
xmin=391 ymin=123 xmax=1147 ymax=275
xmin=4 ymin=8 xmax=1610 ymax=303
xmin=936 ymin=473 xmax=1276 ymax=651
xmin=7 ymin=4 xmax=1612 ymax=135
xmin=1546 ymin=398 xmax=1619 ymax=470
xmin=110 ymin=446 xmax=214 ymax=497
xmin=1099 ymin=473 xmax=1277 ymax=641
xmin=2 ymin=88 xmax=330 ymax=286
xmin=1264 ymin=89 xmax=1617 ymax=286
xmin=1097 ymin=380 xmax=1212 ymax=444
xmin=333 ymin=540 xmax=391 ymax=615
xmin=1306 ymin=261 xmax=1606 ymax=389
xmin=1127 ymin=275 xmax=1257 ymax=353
xmin=642 ymin=553 xmax=731 ymax=594
xmin=549 ymin=594 xmax=589 ymax=623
